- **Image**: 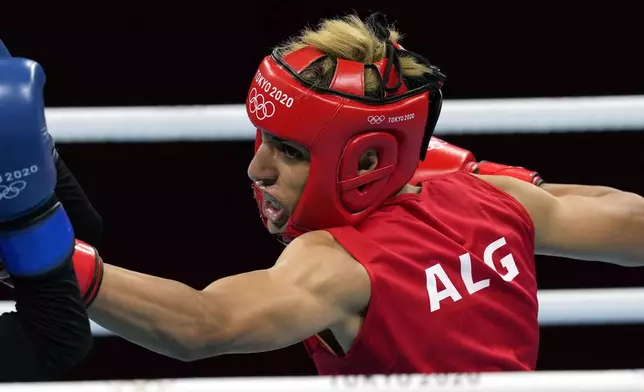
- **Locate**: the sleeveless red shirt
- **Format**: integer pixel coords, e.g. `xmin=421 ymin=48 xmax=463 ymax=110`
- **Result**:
xmin=303 ymin=171 xmax=539 ymax=374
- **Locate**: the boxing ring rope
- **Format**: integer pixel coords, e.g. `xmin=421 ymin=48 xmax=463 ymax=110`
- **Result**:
xmin=1 ymin=370 xmax=643 ymax=391
xmin=2 ymin=95 xmax=643 ymax=390
xmin=0 ymin=287 xmax=642 ymax=338
xmin=44 ymin=95 xmax=644 ymax=142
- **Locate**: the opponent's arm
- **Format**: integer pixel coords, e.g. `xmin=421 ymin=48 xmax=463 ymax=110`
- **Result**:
xmin=539 ymin=183 xmax=630 ymax=198
xmin=88 ymin=231 xmax=369 ymax=361
xmin=0 ymin=49 xmax=92 ymax=380
xmin=480 ymin=175 xmax=644 ymax=267
xmin=0 ymin=259 xmax=91 ymax=381
xmin=52 ymin=153 xmax=103 ymax=248
xmin=15 ymin=35 xmax=103 ymax=248
xmin=412 ymin=137 xmax=543 ymax=185
xmin=415 ymin=138 xmax=644 ymax=245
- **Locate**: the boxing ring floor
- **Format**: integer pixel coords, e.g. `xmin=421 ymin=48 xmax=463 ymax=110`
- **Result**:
xmin=2 ymin=95 xmax=644 ymax=391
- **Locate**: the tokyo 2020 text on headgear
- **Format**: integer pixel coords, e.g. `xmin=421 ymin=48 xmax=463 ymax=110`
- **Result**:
xmin=246 ymin=12 xmax=446 ymax=244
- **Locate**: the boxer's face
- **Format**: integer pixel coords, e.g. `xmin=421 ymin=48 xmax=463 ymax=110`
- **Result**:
xmin=247 ymin=131 xmax=310 ymax=235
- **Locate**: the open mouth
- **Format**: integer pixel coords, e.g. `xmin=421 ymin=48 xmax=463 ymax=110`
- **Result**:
xmin=262 ymin=196 xmax=288 ymax=228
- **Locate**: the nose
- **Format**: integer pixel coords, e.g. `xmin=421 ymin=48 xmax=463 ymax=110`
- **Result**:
xmin=247 ymin=142 xmax=277 ymax=186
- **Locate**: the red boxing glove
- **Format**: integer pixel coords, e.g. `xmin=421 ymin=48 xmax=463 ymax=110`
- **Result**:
xmin=0 ymin=239 xmax=104 ymax=307
xmin=411 ymin=137 xmax=544 ymax=186
xmin=410 ymin=137 xmax=475 ymax=184
xmin=72 ymin=239 xmax=104 ymax=307
xmin=468 ymin=160 xmax=544 ymax=186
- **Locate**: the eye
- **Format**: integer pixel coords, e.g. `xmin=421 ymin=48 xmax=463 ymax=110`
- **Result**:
xmin=278 ymin=143 xmax=305 ymax=160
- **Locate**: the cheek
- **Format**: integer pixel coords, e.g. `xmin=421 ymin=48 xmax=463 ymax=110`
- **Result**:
xmin=285 ymin=165 xmax=310 ymax=209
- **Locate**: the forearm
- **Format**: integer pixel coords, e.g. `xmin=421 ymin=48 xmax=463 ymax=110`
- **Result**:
xmin=546 ymin=192 xmax=644 ymax=267
xmin=542 ymin=185 xmax=644 ymax=263
xmin=0 ymin=259 xmax=92 ymax=381
xmin=54 ymin=155 xmax=103 ymax=247
xmin=541 ymin=183 xmax=633 ymax=199
xmin=483 ymin=176 xmax=644 ymax=267
xmin=546 ymin=193 xmax=644 ymax=267
xmin=89 ymin=264 xmax=212 ymax=360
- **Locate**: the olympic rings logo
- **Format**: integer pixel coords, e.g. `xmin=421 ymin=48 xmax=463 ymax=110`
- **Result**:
xmin=248 ymin=88 xmax=276 ymax=120
xmin=0 ymin=181 xmax=26 ymax=200
xmin=367 ymin=115 xmax=385 ymax=125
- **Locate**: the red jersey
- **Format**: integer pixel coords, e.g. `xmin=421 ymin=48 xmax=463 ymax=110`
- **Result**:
xmin=304 ymin=170 xmax=539 ymax=374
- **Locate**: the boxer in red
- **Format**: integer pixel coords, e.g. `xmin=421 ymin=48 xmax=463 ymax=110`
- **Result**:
xmin=6 ymin=12 xmax=644 ymax=374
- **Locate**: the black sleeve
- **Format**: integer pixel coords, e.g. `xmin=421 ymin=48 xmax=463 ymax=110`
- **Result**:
xmin=54 ymin=153 xmax=103 ymax=248
xmin=0 ymin=258 xmax=93 ymax=381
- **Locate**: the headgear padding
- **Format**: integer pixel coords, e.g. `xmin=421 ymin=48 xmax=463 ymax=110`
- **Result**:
xmin=247 ymin=27 xmax=445 ymax=244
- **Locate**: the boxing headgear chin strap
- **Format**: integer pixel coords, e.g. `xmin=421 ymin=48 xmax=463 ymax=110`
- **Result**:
xmin=247 ymin=34 xmax=445 ymax=244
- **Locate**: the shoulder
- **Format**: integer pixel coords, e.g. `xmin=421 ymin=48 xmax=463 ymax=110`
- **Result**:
xmin=273 ymin=230 xmax=371 ymax=313
xmin=278 ymin=230 xmax=365 ymax=276
xmin=475 ymin=174 xmax=553 ymax=214
xmin=473 ymin=174 xmax=557 ymax=234
xmin=279 ymin=230 xmax=353 ymax=258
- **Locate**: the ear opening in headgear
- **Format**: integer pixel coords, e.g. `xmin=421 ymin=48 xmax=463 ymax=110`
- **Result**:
xmin=339 ymin=132 xmax=399 ymax=212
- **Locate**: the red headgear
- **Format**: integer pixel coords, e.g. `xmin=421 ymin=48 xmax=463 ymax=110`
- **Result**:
xmin=247 ymin=24 xmax=445 ymax=244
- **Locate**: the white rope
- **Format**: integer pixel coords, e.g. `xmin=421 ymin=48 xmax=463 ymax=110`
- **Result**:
xmin=536 ymin=287 xmax=644 ymax=326
xmin=0 ymin=287 xmax=641 ymax=337
xmin=2 ymin=370 xmax=643 ymax=391
xmin=45 ymin=95 xmax=644 ymax=143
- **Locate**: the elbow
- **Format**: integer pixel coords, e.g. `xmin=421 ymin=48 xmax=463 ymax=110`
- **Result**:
xmin=613 ymin=257 xmax=644 ymax=268
xmin=40 ymin=320 xmax=94 ymax=377
xmin=64 ymin=325 xmax=94 ymax=368
xmin=171 ymin=349 xmax=209 ymax=363
xmin=167 ymin=328 xmax=229 ymax=362
xmin=167 ymin=299 xmax=236 ymax=362
xmin=175 ymin=321 xmax=240 ymax=362
xmin=167 ymin=332 xmax=210 ymax=362
xmin=60 ymin=319 xmax=94 ymax=366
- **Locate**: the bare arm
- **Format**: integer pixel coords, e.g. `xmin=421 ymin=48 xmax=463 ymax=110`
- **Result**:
xmin=479 ymin=175 xmax=644 ymax=267
xmin=89 ymin=231 xmax=369 ymax=361
xmin=540 ymin=183 xmax=636 ymax=199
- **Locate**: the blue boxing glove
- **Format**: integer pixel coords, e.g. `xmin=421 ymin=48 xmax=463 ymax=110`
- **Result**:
xmin=0 ymin=52 xmax=75 ymax=277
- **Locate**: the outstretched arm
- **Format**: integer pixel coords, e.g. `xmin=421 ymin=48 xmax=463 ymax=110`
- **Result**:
xmin=480 ymin=175 xmax=644 ymax=267
xmin=53 ymin=154 xmax=103 ymax=247
xmin=88 ymin=231 xmax=369 ymax=361
xmin=540 ymin=183 xmax=639 ymax=199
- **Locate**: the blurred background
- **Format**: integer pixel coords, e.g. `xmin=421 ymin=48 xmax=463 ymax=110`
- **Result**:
xmin=1 ymin=1 xmax=643 ymax=381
